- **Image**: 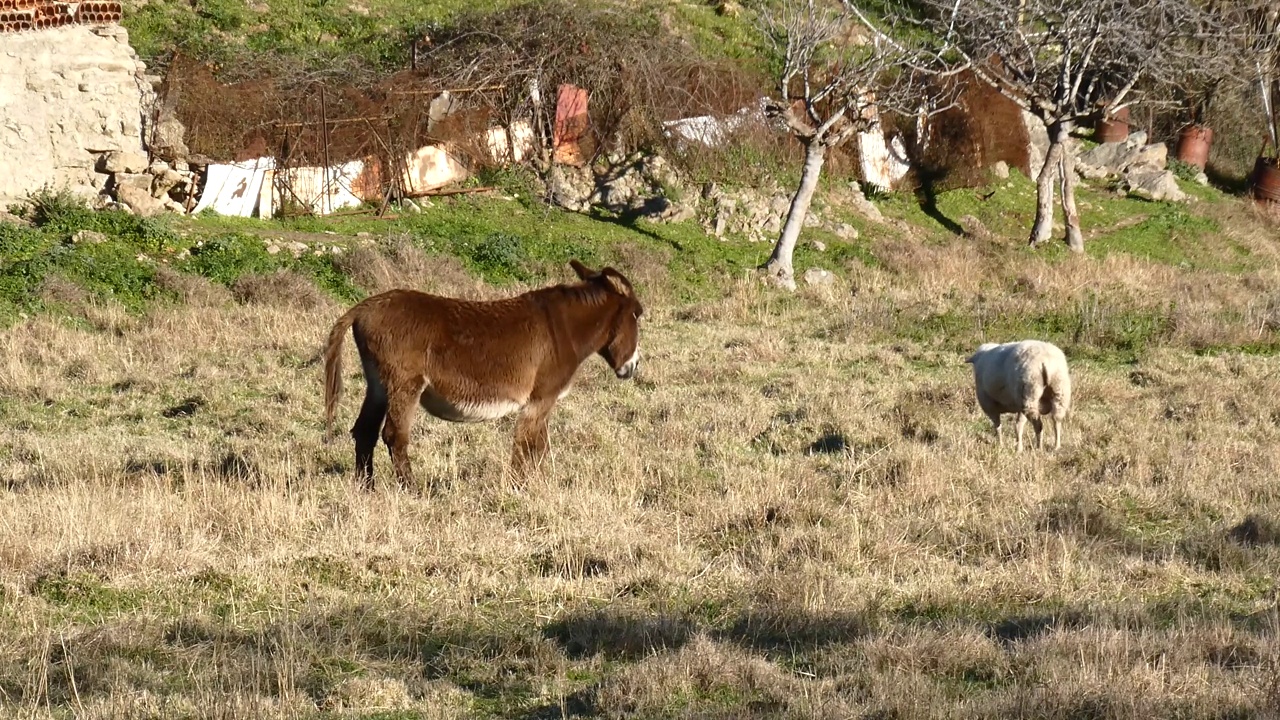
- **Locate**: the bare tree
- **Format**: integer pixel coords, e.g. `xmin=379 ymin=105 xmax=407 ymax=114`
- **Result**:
xmin=758 ymin=0 xmax=949 ymax=289
xmin=1239 ymin=2 xmax=1280 ymax=153
xmin=901 ymin=0 xmax=1220 ymax=252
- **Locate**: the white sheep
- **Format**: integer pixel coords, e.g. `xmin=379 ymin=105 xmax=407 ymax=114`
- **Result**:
xmin=965 ymin=339 xmax=1073 ymax=452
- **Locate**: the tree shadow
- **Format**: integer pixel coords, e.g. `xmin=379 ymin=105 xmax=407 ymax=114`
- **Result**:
xmin=985 ymin=611 xmax=1087 ymax=645
xmin=806 ymin=432 xmax=849 ymax=455
xmin=914 ymin=171 xmax=965 ymax=236
xmin=713 ymin=609 xmax=870 ymax=651
xmin=515 ymin=689 xmax=599 ymax=719
xmin=587 ymin=208 xmax=668 ymax=244
xmin=1205 ymin=163 xmax=1251 ymax=197
xmin=541 ymin=609 xmax=694 ymax=660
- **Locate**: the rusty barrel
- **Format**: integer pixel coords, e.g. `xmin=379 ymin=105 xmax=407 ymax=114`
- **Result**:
xmin=1094 ymin=106 xmax=1131 ymax=144
xmin=1251 ymin=157 xmax=1280 ymax=204
xmin=1175 ymin=125 xmax=1213 ymax=170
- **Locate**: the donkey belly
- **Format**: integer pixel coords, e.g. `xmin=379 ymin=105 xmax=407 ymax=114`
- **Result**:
xmin=419 ymin=386 xmax=522 ymax=423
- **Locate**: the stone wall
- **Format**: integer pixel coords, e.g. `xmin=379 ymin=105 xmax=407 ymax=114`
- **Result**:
xmin=0 ymin=24 xmax=149 ymax=206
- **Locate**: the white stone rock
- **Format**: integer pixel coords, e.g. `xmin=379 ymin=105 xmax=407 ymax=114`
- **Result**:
xmin=1124 ymin=168 xmax=1188 ymax=203
xmin=116 ymin=183 xmax=164 ymax=217
xmin=100 ymin=150 xmax=149 ymax=174
xmin=803 ymin=267 xmax=835 ymax=287
xmin=0 ymin=26 xmax=148 ymax=206
xmin=1129 ymin=143 xmax=1168 ymax=171
xmin=72 ymin=229 xmax=107 ymax=244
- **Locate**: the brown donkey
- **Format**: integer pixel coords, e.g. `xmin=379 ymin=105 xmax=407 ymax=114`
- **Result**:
xmin=322 ymin=260 xmax=643 ymax=490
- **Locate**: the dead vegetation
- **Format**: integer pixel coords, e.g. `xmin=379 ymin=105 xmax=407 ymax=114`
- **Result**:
xmin=11 ymin=9 xmax=1273 ymax=715
xmin=1 ymin=199 xmax=1280 ymax=717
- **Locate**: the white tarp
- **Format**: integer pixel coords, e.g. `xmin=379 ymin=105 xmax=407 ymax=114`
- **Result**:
xmin=662 ymin=100 xmax=769 ymax=148
xmin=191 ymin=157 xmax=274 ymax=217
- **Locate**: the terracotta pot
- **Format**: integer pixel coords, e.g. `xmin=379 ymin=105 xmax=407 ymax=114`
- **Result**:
xmin=1094 ymin=106 xmax=1131 ymax=143
xmin=1175 ymin=125 xmax=1213 ymax=170
xmin=1251 ymin=156 xmax=1280 ymax=204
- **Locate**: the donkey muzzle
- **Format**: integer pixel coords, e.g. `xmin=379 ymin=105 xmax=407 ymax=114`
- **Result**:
xmin=616 ymin=351 xmax=639 ymax=380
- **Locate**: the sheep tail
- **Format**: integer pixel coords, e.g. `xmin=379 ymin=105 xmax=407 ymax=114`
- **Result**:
xmin=1040 ymin=361 xmax=1071 ymax=419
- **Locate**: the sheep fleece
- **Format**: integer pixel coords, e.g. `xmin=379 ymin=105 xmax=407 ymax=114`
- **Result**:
xmin=966 ymin=340 xmax=1072 ymax=420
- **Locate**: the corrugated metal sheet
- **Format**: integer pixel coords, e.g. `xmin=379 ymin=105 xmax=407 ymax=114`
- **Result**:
xmin=485 ymin=120 xmax=535 ymax=164
xmin=191 ymin=157 xmax=274 ymax=217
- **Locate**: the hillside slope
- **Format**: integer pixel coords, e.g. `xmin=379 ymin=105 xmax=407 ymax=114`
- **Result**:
xmin=2 ymin=166 xmax=1280 ymax=717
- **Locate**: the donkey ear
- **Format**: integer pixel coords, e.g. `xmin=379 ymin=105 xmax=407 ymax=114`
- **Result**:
xmin=599 ymin=267 xmax=633 ymax=297
xmin=569 ymin=259 xmax=597 ymax=280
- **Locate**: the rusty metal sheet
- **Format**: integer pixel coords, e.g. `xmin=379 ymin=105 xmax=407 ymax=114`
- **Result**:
xmin=552 ymin=83 xmax=589 ymax=166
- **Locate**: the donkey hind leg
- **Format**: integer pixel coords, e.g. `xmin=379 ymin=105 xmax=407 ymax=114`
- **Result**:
xmin=352 ymin=383 xmax=388 ymax=490
xmin=511 ymin=400 xmax=555 ymax=476
xmin=382 ymin=379 xmax=426 ymax=493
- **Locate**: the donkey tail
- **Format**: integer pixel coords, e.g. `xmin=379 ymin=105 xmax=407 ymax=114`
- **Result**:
xmin=323 ymin=304 xmax=362 ymax=443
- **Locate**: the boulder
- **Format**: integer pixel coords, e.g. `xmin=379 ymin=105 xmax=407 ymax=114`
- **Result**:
xmin=72 ymin=229 xmax=107 ymax=244
xmin=1129 ymin=143 xmax=1168 ymax=171
xmin=99 ymin=150 xmax=149 ymax=174
xmin=150 ymin=116 xmax=189 ymax=162
xmin=116 ymin=182 xmax=165 ymax=216
xmin=847 ymin=181 xmax=884 ymax=223
xmin=831 ymin=223 xmax=858 ymax=240
xmin=635 ymin=196 xmax=695 ymax=224
xmin=151 ymin=168 xmax=185 ymax=198
xmin=0 ymin=210 xmax=30 ymax=226
xmin=1076 ymin=141 xmax=1141 ymax=179
xmin=1124 ymin=168 xmax=1187 ymax=203
xmin=803 ymin=267 xmax=835 ymax=287
xmin=547 ymin=165 xmax=591 ymax=213
xmin=992 ymin=160 xmax=1010 ymax=179
xmin=1074 ymin=131 xmax=1157 ymax=179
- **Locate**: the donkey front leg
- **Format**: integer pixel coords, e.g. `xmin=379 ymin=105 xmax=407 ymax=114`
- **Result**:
xmin=511 ymin=400 xmax=555 ymax=475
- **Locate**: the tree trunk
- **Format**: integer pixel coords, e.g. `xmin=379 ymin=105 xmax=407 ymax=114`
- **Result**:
xmin=1029 ymin=136 xmax=1064 ymax=247
xmin=1057 ymin=123 xmax=1084 ymax=252
xmin=762 ymin=139 xmax=826 ymax=290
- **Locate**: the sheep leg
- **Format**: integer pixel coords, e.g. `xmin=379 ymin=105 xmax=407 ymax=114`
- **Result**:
xmin=1031 ymin=417 xmax=1044 ymax=450
xmin=1053 ymin=416 xmax=1064 ymax=451
xmin=986 ymin=412 xmax=1003 ymax=447
xmin=1015 ymin=414 xmax=1027 ymax=453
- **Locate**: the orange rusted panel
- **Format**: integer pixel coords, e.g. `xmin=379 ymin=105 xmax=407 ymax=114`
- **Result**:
xmin=552 ymin=83 xmax=589 ymax=166
xmin=351 ymin=155 xmax=384 ymax=201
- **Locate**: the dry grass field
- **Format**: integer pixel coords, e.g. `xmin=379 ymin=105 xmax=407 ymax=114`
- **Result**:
xmin=3 ymin=178 xmax=1280 ymax=718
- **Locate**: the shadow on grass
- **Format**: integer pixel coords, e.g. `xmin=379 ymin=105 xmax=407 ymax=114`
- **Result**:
xmin=1205 ymin=163 xmax=1251 ymax=197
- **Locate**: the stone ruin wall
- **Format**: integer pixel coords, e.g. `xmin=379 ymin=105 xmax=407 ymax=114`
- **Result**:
xmin=0 ymin=14 xmax=152 ymax=207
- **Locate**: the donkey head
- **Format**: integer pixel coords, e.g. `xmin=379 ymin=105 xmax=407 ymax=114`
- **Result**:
xmin=570 ymin=259 xmax=643 ymax=380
